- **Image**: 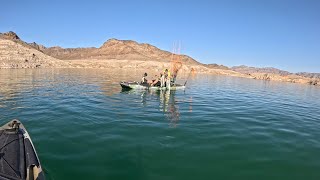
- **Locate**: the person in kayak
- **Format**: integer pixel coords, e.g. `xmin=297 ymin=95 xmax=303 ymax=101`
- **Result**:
xmin=164 ymin=69 xmax=171 ymax=88
xmin=150 ymin=73 xmax=162 ymax=87
xmin=142 ymin=72 xmax=156 ymax=86
xmin=141 ymin=73 xmax=150 ymax=85
xmin=160 ymin=72 xmax=165 ymax=87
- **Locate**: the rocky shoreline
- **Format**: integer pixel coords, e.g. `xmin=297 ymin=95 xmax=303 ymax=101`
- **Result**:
xmin=0 ymin=31 xmax=318 ymax=86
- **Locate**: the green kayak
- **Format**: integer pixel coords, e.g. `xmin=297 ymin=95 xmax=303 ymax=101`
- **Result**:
xmin=120 ymin=81 xmax=185 ymax=90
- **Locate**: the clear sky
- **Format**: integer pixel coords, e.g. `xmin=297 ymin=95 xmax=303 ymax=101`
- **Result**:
xmin=1 ymin=0 xmax=319 ymax=72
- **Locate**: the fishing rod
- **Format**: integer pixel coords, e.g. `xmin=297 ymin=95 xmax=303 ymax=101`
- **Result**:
xmin=184 ymin=68 xmax=193 ymax=86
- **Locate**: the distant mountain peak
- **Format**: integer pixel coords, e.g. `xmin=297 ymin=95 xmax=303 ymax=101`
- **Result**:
xmin=101 ymin=38 xmax=141 ymax=48
xmin=0 ymin=31 xmax=20 ymax=40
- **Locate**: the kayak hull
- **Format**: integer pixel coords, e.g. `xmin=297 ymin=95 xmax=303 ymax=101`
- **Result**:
xmin=120 ymin=81 xmax=185 ymax=90
xmin=0 ymin=120 xmax=45 ymax=180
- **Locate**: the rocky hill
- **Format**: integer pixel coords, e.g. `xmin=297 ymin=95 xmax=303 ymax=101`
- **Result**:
xmin=296 ymin=72 xmax=320 ymax=79
xmin=0 ymin=32 xmax=71 ymax=68
xmin=205 ymin=63 xmax=229 ymax=70
xmin=232 ymin=65 xmax=291 ymax=76
xmin=41 ymin=39 xmax=201 ymax=65
xmin=231 ymin=65 xmax=319 ymax=85
xmin=0 ymin=31 xmax=20 ymax=40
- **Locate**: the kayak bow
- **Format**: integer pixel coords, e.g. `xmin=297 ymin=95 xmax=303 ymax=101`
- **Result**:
xmin=0 ymin=120 xmax=45 ymax=180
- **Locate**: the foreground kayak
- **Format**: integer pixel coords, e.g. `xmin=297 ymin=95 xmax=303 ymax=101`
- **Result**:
xmin=120 ymin=81 xmax=185 ymax=90
xmin=0 ymin=120 xmax=45 ymax=180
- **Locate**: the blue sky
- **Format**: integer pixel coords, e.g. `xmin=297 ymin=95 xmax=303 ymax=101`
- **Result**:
xmin=1 ymin=0 xmax=319 ymax=72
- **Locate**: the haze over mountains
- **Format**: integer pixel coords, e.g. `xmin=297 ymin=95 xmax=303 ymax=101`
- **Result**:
xmin=0 ymin=31 xmax=319 ymax=86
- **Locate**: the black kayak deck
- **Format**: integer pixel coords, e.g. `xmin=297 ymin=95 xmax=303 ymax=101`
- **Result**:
xmin=0 ymin=120 xmax=45 ymax=180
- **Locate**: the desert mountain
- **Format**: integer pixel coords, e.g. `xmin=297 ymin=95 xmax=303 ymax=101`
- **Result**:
xmin=0 ymin=31 xmax=20 ymax=40
xmin=0 ymin=32 xmax=71 ymax=68
xmin=205 ymin=63 xmax=229 ymax=70
xmin=0 ymin=31 xmax=233 ymax=74
xmin=232 ymin=65 xmax=320 ymax=80
xmin=296 ymin=72 xmax=320 ymax=79
xmin=42 ymin=39 xmax=201 ymax=65
xmin=232 ymin=65 xmax=291 ymax=76
xmin=231 ymin=65 xmax=319 ymax=85
xmin=0 ymin=31 xmax=48 ymax=53
xmin=0 ymin=31 xmax=230 ymax=70
xmin=0 ymin=31 xmax=318 ymax=86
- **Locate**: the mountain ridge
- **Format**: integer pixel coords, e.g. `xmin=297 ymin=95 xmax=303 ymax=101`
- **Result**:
xmin=0 ymin=31 xmax=318 ymax=86
xmin=232 ymin=65 xmax=320 ymax=78
xmin=40 ymin=38 xmax=201 ymax=66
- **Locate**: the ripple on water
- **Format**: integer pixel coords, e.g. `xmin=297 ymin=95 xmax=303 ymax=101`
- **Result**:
xmin=0 ymin=69 xmax=320 ymax=180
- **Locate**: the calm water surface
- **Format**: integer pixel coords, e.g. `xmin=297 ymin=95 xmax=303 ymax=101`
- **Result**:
xmin=0 ymin=69 xmax=320 ymax=180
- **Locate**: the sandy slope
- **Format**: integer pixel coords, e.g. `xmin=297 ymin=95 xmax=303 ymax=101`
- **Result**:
xmin=0 ymin=39 xmax=72 ymax=68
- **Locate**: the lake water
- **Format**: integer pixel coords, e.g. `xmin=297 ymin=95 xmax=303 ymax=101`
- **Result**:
xmin=0 ymin=68 xmax=320 ymax=180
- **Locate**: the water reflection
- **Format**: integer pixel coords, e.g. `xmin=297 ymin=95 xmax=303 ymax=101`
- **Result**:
xmin=121 ymin=89 xmax=181 ymax=127
xmin=158 ymin=90 xmax=180 ymax=128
